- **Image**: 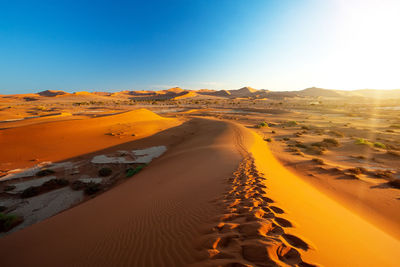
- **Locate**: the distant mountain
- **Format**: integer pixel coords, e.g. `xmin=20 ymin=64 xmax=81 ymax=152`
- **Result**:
xmin=4 ymin=86 xmax=396 ymax=101
xmin=38 ymin=90 xmax=68 ymax=97
xmin=296 ymin=87 xmax=343 ymax=97
xmin=228 ymin=86 xmax=258 ymax=97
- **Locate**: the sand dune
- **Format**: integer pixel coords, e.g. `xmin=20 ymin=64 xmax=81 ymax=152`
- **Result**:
xmin=173 ymin=91 xmax=199 ymax=100
xmin=0 ymin=118 xmax=242 ymax=266
xmin=1 ymin=117 xmax=399 ymax=266
xmin=0 ymin=109 xmax=181 ymax=170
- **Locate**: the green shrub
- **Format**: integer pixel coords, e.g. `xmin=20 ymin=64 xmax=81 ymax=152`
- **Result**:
xmin=355 ymin=138 xmax=372 ymax=146
xmin=373 ymin=142 xmax=386 ymax=149
xmin=286 ymin=121 xmax=298 ymax=127
xmin=0 ymin=213 xmax=23 ymax=232
xmin=255 ymin=121 xmax=268 ymax=128
xmin=126 ymin=165 xmax=146 ymax=178
xmin=265 ymin=138 xmax=272 ymax=142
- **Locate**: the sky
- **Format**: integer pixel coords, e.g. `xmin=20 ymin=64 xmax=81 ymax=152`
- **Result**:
xmin=0 ymin=0 xmax=399 ymax=94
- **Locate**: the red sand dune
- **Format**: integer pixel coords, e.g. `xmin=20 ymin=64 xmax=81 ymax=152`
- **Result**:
xmin=0 ymin=109 xmax=181 ymax=170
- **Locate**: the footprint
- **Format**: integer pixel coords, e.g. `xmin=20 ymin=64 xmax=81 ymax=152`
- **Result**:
xmin=270 ymin=206 xmax=284 ymax=214
xmin=274 ymin=217 xmax=293 ymax=228
xmin=282 ymin=234 xmax=309 ymax=251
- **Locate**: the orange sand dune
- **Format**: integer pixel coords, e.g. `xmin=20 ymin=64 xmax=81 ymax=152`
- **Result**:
xmin=0 ymin=109 xmax=181 ymax=170
xmin=249 ymin=129 xmax=400 ymax=266
xmin=173 ymin=91 xmax=198 ymax=100
xmin=0 ymin=118 xmax=399 ymax=266
xmin=0 ymin=118 xmax=243 ymax=266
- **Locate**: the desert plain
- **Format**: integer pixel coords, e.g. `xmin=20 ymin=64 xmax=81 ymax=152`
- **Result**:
xmin=0 ymin=87 xmax=399 ymax=266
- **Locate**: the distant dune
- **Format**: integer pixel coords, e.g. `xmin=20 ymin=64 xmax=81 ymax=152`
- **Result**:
xmin=38 ymin=90 xmax=69 ymax=97
xmin=0 ymin=108 xmax=180 ymax=170
xmin=0 ymin=86 xmax=398 ymax=103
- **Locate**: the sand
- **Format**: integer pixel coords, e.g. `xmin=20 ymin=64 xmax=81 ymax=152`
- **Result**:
xmin=0 ymin=117 xmax=399 ymax=266
xmin=0 ymin=109 xmax=181 ymax=170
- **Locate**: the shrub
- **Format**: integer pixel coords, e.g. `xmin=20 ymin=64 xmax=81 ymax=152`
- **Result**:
xmin=295 ymin=142 xmax=307 ymax=149
xmin=283 ymin=137 xmax=290 ymax=141
xmin=42 ymin=179 xmax=69 ymax=190
xmin=271 ymin=130 xmax=276 ymax=134
xmin=0 ymin=213 xmax=23 ymax=232
xmin=373 ymin=142 xmax=386 ymax=149
xmin=36 ymin=169 xmax=55 ymax=177
xmin=387 ymin=150 xmax=400 ymax=157
xmin=322 ymin=138 xmax=340 ymax=147
xmin=348 ymin=167 xmax=367 ymax=175
xmin=126 ymin=165 xmax=146 ymax=178
xmin=301 ymin=125 xmax=310 ymax=130
xmin=98 ymin=167 xmax=112 ymax=177
xmin=288 ymin=147 xmax=301 ymax=153
xmin=329 ymin=130 xmax=344 ymax=137
xmin=312 ymin=158 xmax=324 ymax=165
xmin=355 ymin=138 xmax=372 ymax=146
xmin=286 ymin=121 xmax=298 ymax=127
xmin=255 ymin=121 xmax=268 ymax=128
xmin=84 ymin=182 xmax=101 ymax=195
xmin=265 ymin=138 xmax=272 ymax=142
xmin=307 ymin=146 xmax=325 ymax=155
xmin=4 ymin=185 xmax=16 ymax=192
xmin=71 ymin=180 xmax=86 ymax=191
xmin=21 ymin=186 xmax=40 ymax=198
xmin=374 ymin=170 xmax=394 ymax=179
xmin=311 ymin=142 xmax=324 ymax=148
xmin=388 ymin=179 xmax=400 ymax=189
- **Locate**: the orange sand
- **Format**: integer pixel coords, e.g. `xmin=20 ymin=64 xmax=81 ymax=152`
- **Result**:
xmin=0 ymin=109 xmax=181 ymax=170
xmin=0 ymin=117 xmax=399 ymax=266
xmin=249 ymin=128 xmax=400 ymax=266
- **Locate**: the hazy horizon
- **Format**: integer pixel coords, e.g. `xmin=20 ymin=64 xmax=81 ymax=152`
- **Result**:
xmin=1 ymin=0 xmax=399 ymax=94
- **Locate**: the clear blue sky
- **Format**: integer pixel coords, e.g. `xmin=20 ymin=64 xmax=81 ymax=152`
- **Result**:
xmin=1 ymin=0 xmax=399 ymax=94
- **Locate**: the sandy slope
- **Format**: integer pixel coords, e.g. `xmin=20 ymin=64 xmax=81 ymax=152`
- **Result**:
xmin=0 ymin=109 xmax=181 ymax=170
xmin=249 ymin=129 xmax=400 ymax=266
xmin=0 ymin=118 xmax=243 ymax=266
xmin=0 ymin=118 xmax=399 ymax=266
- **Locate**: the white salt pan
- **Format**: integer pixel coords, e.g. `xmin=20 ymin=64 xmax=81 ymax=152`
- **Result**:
xmin=91 ymin=146 xmax=167 ymax=164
